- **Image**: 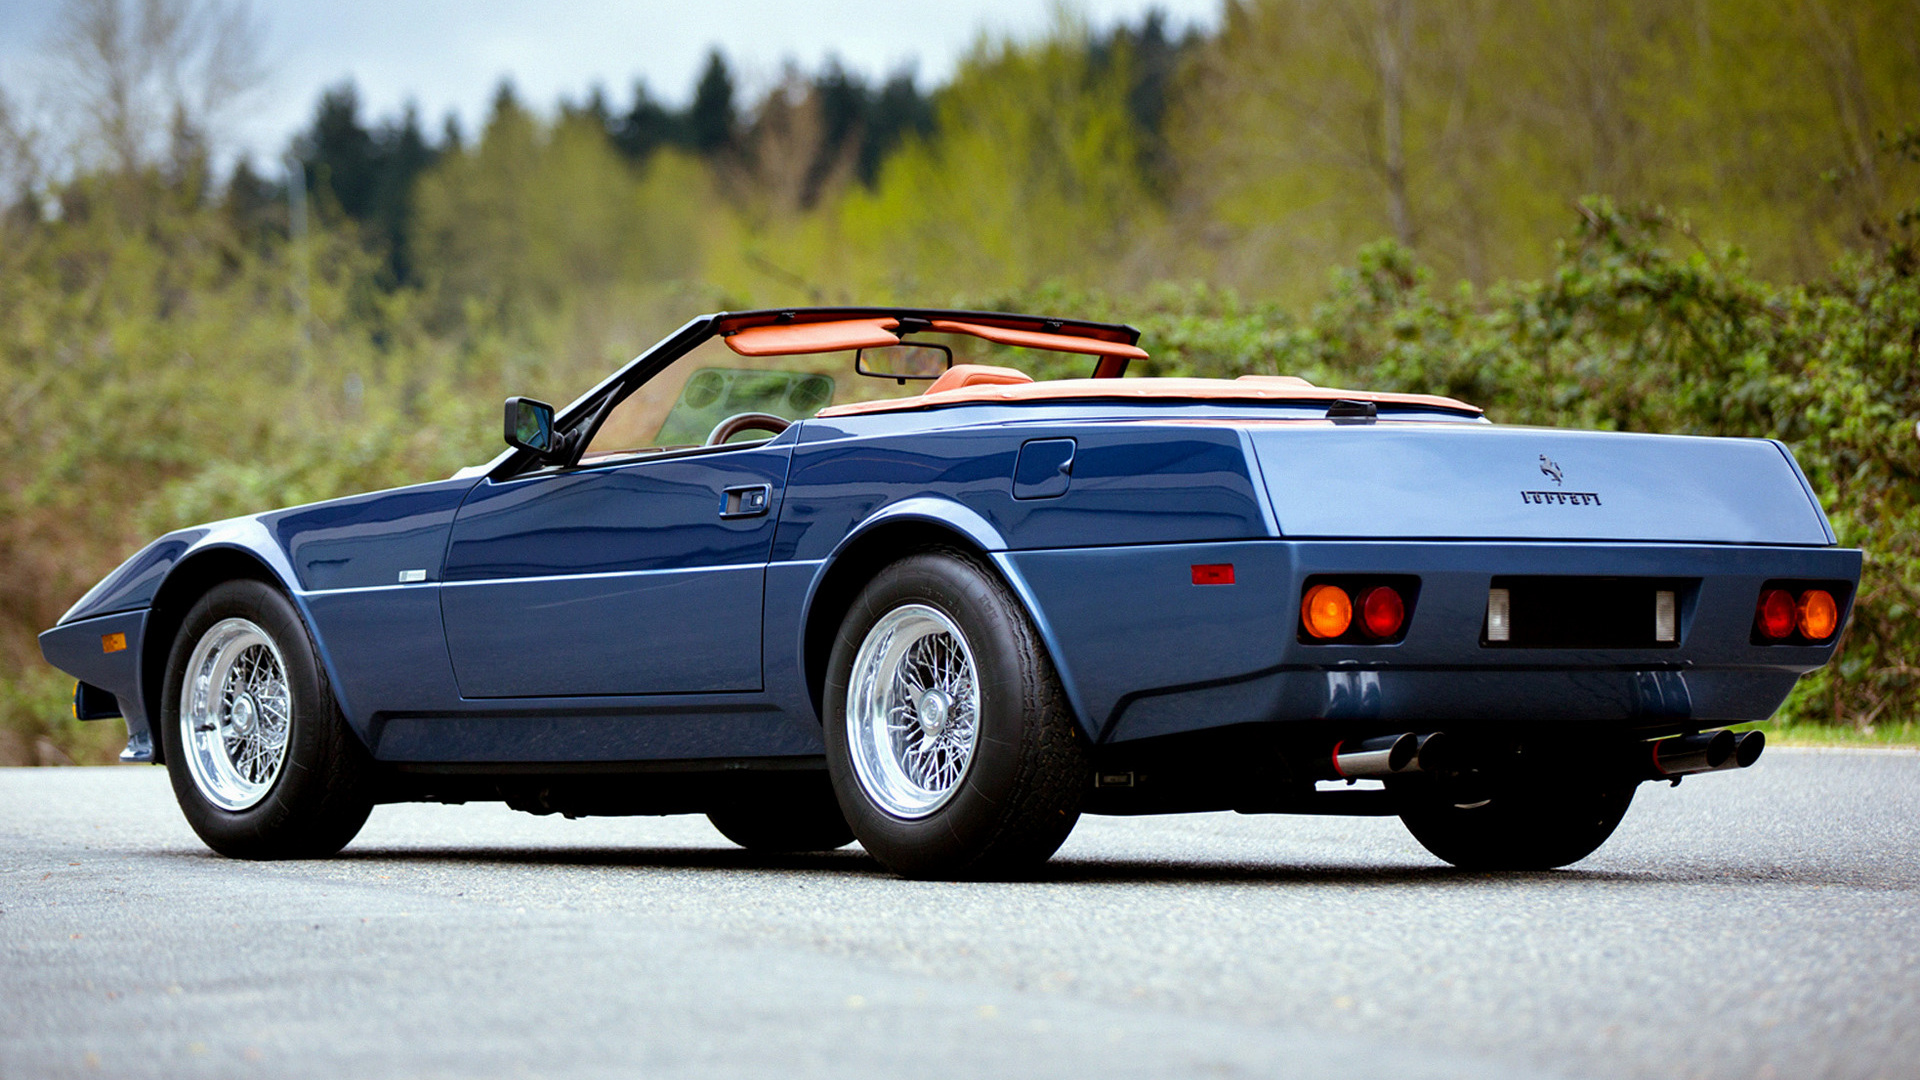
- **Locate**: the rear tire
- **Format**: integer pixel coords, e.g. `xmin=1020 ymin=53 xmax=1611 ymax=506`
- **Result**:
xmin=1396 ymin=769 xmax=1637 ymax=870
xmin=824 ymin=548 xmax=1089 ymax=880
xmin=160 ymin=579 xmax=374 ymax=859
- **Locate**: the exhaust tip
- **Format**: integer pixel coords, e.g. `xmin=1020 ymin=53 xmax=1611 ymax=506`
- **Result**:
xmin=1412 ymin=731 xmax=1450 ymax=773
xmin=1331 ymin=732 xmax=1418 ymax=779
xmin=1730 ymin=729 xmax=1765 ymax=769
xmin=1647 ymin=729 xmax=1746 ymax=778
xmin=1386 ymin=732 xmax=1418 ymax=772
xmin=1704 ymin=728 xmax=1736 ymax=769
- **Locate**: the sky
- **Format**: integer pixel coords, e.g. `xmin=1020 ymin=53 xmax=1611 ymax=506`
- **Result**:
xmin=0 ymin=0 xmax=1222 ymax=167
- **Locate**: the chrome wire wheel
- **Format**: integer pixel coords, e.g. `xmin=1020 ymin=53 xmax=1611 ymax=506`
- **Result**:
xmin=178 ymin=617 xmax=292 ymax=812
xmin=845 ymin=603 xmax=982 ymax=819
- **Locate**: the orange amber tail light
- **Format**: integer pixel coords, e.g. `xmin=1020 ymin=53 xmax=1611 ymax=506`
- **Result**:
xmin=1301 ymin=584 xmax=1353 ymax=639
xmin=1796 ymin=589 xmax=1838 ymax=641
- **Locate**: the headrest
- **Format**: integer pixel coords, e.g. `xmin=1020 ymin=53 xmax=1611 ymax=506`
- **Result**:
xmin=925 ymin=364 xmax=1034 ymax=396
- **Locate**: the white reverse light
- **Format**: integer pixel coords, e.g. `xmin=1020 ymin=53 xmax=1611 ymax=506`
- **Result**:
xmin=1655 ymin=590 xmax=1677 ymax=643
xmin=1486 ymin=587 xmax=1511 ymax=642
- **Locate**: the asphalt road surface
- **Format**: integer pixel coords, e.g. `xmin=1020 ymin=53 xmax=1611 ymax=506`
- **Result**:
xmin=3 ymin=749 xmax=1916 ymax=1080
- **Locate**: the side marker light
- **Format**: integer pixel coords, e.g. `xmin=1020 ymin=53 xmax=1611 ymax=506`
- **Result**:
xmin=101 ymin=633 xmax=126 ymax=654
xmin=1301 ymin=584 xmax=1353 ymax=639
xmin=1796 ymin=589 xmax=1838 ymax=641
xmin=1191 ymin=563 xmax=1235 ymax=586
xmin=1755 ymin=589 xmax=1796 ymax=640
xmin=1486 ymin=588 xmax=1511 ymax=642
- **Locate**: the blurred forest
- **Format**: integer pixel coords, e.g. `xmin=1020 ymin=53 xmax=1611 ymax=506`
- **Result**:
xmin=1 ymin=0 xmax=1916 ymax=763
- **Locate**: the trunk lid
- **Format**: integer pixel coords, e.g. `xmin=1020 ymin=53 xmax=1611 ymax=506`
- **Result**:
xmin=1246 ymin=423 xmax=1832 ymax=545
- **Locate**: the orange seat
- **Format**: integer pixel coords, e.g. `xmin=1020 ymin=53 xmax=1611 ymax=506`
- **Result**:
xmin=925 ymin=364 xmax=1034 ymax=396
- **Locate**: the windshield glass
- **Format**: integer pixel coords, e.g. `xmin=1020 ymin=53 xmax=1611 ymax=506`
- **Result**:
xmin=581 ymin=333 xmax=1088 ymax=460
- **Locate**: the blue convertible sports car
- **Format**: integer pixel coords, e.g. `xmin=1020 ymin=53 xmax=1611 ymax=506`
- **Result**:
xmin=41 ymin=308 xmax=1859 ymax=877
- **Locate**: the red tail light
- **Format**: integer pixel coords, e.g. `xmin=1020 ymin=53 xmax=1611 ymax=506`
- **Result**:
xmin=1359 ymin=586 xmax=1405 ymax=639
xmin=1755 ymin=589 xmax=1796 ymax=640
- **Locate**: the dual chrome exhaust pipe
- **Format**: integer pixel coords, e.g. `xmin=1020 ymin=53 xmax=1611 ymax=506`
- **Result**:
xmin=1327 ymin=728 xmax=1765 ymax=781
xmin=1645 ymin=728 xmax=1765 ymax=779
xmin=1329 ymin=731 xmax=1452 ymax=779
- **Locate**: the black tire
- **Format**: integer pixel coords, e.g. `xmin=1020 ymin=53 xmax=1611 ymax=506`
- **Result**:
xmin=1395 ymin=768 xmax=1638 ymax=870
xmin=824 ymin=548 xmax=1089 ymax=880
xmin=706 ymin=777 xmax=855 ymax=853
xmin=159 ymin=579 xmax=374 ymax=859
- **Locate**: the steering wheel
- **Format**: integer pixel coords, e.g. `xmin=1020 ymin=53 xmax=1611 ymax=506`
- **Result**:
xmin=705 ymin=412 xmax=791 ymax=446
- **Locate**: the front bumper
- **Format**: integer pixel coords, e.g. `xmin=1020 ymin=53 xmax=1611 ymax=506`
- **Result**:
xmin=39 ymin=609 xmax=154 ymax=762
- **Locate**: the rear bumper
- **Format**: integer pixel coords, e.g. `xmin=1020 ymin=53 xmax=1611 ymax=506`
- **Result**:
xmin=1000 ymin=540 xmax=1860 ymax=744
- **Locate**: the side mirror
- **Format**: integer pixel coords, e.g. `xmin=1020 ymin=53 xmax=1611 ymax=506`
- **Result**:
xmin=504 ymin=396 xmax=557 ymax=458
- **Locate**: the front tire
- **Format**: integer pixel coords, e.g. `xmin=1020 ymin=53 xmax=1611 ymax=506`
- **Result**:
xmin=1395 ymin=769 xmax=1637 ymax=870
xmin=160 ymin=579 xmax=373 ymax=859
xmin=824 ymin=549 xmax=1089 ymax=879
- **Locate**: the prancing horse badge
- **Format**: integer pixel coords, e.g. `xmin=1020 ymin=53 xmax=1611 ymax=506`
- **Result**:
xmin=1539 ymin=454 xmax=1565 ymax=486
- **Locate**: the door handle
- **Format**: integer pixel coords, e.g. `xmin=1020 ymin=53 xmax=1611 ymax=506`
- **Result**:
xmin=720 ymin=484 xmax=772 ymax=518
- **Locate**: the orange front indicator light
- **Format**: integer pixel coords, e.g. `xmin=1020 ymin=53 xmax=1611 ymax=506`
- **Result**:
xmin=1796 ymin=589 xmax=1839 ymax=641
xmin=1301 ymin=584 xmax=1353 ymax=639
xmin=1755 ymin=589 xmax=1796 ymax=641
xmin=1359 ymin=586 xmax=1405 ymax=639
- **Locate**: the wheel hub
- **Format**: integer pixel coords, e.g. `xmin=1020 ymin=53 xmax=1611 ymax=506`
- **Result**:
xmin=917 ymin=689 xmax=951 ymax=737
xmin=228 ymin=693 xmax=257 ymax=736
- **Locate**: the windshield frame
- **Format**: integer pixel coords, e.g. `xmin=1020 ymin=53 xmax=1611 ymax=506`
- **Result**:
xmin=482 ymin=307 xmax=1143 ymax=481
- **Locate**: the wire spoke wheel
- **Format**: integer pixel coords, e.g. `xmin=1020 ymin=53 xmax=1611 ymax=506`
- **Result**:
xmin=846 ymin=603 xmax=981 ymax=819
xmin=179 ymin=617 xmax=292 ymax=812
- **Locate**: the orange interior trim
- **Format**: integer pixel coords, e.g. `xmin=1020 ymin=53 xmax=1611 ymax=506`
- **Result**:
xmin=816 ymin=377 xmax=1481 ymax=418
xmin=925 ymin=364 xmax=1034 ymax=395
xmin=927 ymin=320 xmax=1149 ymax=360
xmin=725 ymin=317 xmax=901 ymax=357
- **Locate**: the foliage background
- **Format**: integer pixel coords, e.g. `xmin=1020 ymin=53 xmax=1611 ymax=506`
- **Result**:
xmin=1 ymin=0 xmax=1915 ymax=763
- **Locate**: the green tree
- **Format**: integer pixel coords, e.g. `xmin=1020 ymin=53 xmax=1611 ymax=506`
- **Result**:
xmin=687 ymin=50 xmax=738 ymax=156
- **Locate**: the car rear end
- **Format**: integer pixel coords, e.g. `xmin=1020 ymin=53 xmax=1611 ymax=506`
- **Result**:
xmin=998 ymin=415 xmax=1857 ymax=821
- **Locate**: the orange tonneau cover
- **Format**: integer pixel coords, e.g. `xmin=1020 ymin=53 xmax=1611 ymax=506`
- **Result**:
xmin=725 ymin=318 xmax=902 ymax=356
xmin=723 ymin=316 xmax=1146 ymax=359
xmin=815 ymin=376 xmax=1481 ymax=418
xmin=927 ymin=319 xmax=1148 ymax=360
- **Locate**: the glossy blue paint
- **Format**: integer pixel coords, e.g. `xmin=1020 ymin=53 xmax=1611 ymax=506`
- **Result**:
xmin=1013 ymin=438 xmax=1076 ymax=499
xmin=302 ymin=585 xmax=461 ymax=741
xmin=268 ymin=480 xmax=474 ymax=590
xmin=60 ymin=533 xmax=204 ymax=622
xmin=440 ymin=439 xmax=794 ymax=697
xmin=1251 ymin=425 xmax=1832 ymax=544
xmin=1005 ymin=538 xmax=1859 ymax=743
xmin=774 ymin=420 xmax=1270 ymax=562
xmin=36 ymin=609 xmax=150 ymax=759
